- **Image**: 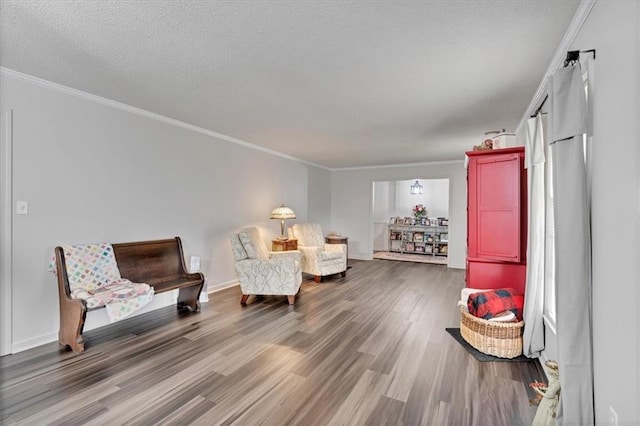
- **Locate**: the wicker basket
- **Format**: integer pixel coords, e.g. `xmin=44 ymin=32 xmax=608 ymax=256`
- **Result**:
xmin=459 ymin=307 xmax=524 ymax=359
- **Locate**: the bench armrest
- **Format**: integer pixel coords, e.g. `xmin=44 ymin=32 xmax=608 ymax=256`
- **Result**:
xmin=183 ymin=271 xmax=205 ymax=281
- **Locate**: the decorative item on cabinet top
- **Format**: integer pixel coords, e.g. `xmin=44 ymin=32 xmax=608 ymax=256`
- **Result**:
xmin=473 ymin=129 xmax=516 ymax=151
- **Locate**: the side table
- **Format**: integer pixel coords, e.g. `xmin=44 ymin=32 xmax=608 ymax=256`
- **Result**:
xmin=272 ymin=238 xmax=298 ymax=251
xmin=325 ymin=235 xmax=350 ymax=268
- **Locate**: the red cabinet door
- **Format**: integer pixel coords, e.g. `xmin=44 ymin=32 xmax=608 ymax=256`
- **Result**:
xmin=475 ymin=152 xmax=521 ymax=262
xmin=466 ymin=147 xmax=527 ymax=291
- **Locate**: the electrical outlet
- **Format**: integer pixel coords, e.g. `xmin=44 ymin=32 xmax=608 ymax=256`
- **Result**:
xmin=16 ymin=201 xmax=28 ymax=215
xmin=608 ymin=406 xmax=618 ymax=426
xmin=189 ymin=256 xmax=200 ymax=272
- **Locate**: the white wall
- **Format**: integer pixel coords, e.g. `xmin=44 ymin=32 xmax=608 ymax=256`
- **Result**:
xmin=307 ymin=166 xmax=332 ymax=233
xmin=394 ymin=179 xmax=449 ymax=218
xmin=1 ymin=73 xmax=331 ymax=352
xmin=331 ymin=161 xmax=466 ymax=268
xmin=373 ymin=181 xmax=394 ymax=223
xmin=372 ymin=181 xmax=393 ymax=251
xmin=569 ymin=2 xmax=639 ymax=423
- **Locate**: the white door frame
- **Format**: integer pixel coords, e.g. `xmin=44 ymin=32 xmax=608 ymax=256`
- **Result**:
xmin=1 ymin=110 xmax=13 ymax=355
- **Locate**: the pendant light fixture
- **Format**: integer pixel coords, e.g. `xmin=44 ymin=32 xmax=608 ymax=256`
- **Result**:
xmin=410 ymin=180 xmax=423 ymax=195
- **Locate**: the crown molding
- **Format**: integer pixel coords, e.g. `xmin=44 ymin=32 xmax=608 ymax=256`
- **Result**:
xmin=332 ymin=159 xmax=464 ymax=171
xmin=0 ymin=67 xmax=331 ymax=171
xmin=516 ymin=0 xmax=596 ymax=134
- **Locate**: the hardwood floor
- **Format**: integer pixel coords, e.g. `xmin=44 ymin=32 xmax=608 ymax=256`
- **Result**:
xmin=0 ymin=259 xmax=544 ymax=425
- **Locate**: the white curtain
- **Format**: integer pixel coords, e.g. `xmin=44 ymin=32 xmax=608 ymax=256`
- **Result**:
xmin=522 ymin=114 xmax=546 ymax=357
xmin=550 ymin=60 xmax=594 ymax=425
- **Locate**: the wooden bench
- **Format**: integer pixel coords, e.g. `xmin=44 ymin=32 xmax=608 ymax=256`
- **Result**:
xmin=54 ymin=237 xmax=205 ymax=353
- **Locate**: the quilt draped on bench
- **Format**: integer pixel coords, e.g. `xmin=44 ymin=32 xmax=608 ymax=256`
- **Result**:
xmin=48 ymin=243 xmax=154 ymax=322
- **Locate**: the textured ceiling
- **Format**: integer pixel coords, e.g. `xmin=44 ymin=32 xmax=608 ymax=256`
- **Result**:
xmin=0 ymin=1 xmax=580 ymax=169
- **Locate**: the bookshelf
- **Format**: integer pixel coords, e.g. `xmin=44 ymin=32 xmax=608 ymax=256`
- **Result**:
xmin=388 ymin=221 xmax=448 ymax=258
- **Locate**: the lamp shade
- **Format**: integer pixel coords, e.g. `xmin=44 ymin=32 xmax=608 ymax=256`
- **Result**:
xmin=270 ymin=204 xmax=296 ymax=238
xmin=270 ymin=204 xmax=296 ymax=220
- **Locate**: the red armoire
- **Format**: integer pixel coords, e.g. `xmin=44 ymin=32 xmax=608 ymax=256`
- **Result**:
xmin=466 ymin=146 xmax=527 ymax=295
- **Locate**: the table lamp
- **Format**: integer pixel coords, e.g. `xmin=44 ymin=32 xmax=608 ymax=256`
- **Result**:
xmin=270 ymin=204 xmax=296 ymax=240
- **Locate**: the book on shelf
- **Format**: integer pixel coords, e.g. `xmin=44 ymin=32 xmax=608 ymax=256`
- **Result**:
xmin=435 ymin=245 xmax=448 ymax=254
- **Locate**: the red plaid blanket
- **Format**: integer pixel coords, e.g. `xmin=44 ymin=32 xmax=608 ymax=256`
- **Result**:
xmin=467 ymin=288 xmax=524 ymax=321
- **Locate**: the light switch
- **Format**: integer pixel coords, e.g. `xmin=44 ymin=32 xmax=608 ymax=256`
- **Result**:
xmin=16 ymin=201 xmax=28 ymax=215
xmin=190 ymin=256 xmax=200 ymax=272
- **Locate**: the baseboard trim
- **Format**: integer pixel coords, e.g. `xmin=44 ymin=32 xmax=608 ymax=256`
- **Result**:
xmin=208 ymin=279 xmax=239 ymax=294
xmin=538 ymin=352 xmax=551 ymax=382
xmin=9 ymin=282 xmax=237 ymax=354
xmin=12 ymin=332 xmax=58 ymax=354
xmin=349 ymin=253 xmax=373 ymax=261
xmin=360 ymin=252 xmax=466 ymax=269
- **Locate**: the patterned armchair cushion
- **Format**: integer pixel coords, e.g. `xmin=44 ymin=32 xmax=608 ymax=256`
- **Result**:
xmin=269 ymin=250 xmax=302 ymax=263
xmin=320 ymin=247 xmax=343 ymax=261
xmin=288 ymin=223 xmax=325 ymax=248
xmin=235 ymin=256 xmax=301 ymax=295
xmin=238 ymin=227 xmax=269 ymax=260
xmin=229 ymin=233 xmax=249 ymax=261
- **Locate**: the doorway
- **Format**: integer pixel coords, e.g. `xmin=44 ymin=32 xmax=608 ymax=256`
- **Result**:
xmin=372 ymin=179 xmax=450 ymax=265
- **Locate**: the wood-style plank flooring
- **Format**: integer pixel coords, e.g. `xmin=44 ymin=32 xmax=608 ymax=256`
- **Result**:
xmin=0 ymin=259 xmax=545 ymax=425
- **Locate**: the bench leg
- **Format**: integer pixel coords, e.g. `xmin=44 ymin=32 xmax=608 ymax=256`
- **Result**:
xmin=59 ymin=299 xmax=87 ymax=353
xmin=341 ymin=270 xmax=347 ymax=277
xmin=314 ymin=275 xmax=322 ymax=283
xmin=177 ymin=284 xmax=203 ymax=312
xmin=287 ymin=295 xmax=295 ymax=305
xmin=240 ymin=294 xmax=250 ymax=306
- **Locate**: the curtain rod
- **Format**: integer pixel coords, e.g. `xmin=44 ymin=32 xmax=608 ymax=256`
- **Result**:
xmin=564 ymin=49 xmax=596 ymax=67
xmin=531 ymin=95 xmax=548 ymax=118
xmin=531 ymin=49 xmax=596 ymax=117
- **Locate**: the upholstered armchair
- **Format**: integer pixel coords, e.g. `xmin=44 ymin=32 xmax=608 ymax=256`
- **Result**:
xmin=229 ymin=227 xmax=302 ymax=305
xmin=287 ymin=223 xmax=347 ymax=283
